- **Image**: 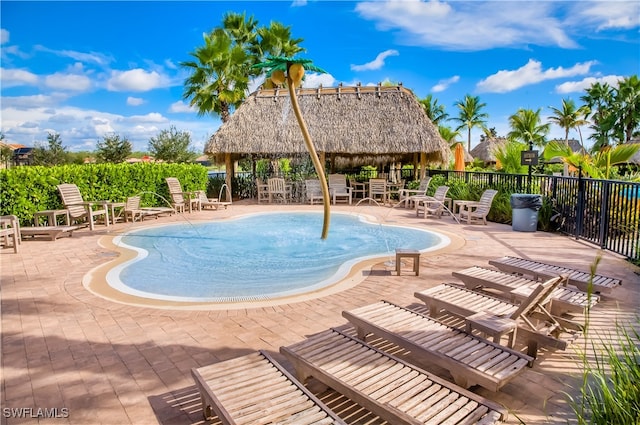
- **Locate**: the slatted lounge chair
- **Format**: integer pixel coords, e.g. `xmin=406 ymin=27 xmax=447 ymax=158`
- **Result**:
xmin=343 ymin=300 xmax=533 ymax=392
xmin=20 ymin=225 xmax=80 ymax=241
xmin=192 ymin=350 xmax=346 ymax=425
xmin=415 ymin=278 xmax=583 ymax=358
xmin=458 ymin=189 xmax=498 ymax=225
xmin=305 ymin=179 xmax=323 ymax=205
xmin=488 ymin=255 xmax=622 ymax=294
xmin=165 ymin=177 xmax=199 ymax=213
xmin=368 ymin=178 xmax=389 ymax=205
xmin=453 ymin=266 xmax=599 ymax=315
xmin=56 ymin=183 xmax=109 ymax=231
xmin=0 ymin=215 xmax=21 ymax=253
xmin=123 ymin=196 xmax=162 ymax=222
xmin=281 ymin=327 xmax=506 ymax=424
xmin=256 ymin=178 xmax=270 ymax=204
xmin=328 ymin=174 xmax=352 ymax=205
xmin=194 ymin=190 xmax=230 ymax=210
xmin=398 ymin=177 xmax=432 ymax=208
xmin=414 ymin=185 xmax=450 ymax=219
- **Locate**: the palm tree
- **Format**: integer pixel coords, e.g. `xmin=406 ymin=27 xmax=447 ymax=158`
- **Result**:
xmin=581 ymin=81 xmax=615 ymax=151
xmin=508 ymin=108 xmax=550 ymax=148
xmin=419 ymin=95 xmax=449 ymax=126
xmin=548 ymin=98 xmax=589 ymax=175
xmin=613 ymin=75 xmax=640 ymax=143
xmin=451 ymin=95 xmax=488 ymax=152
xmin=253 ymin=56 xmax=331 ymax=239
xmin=544 ymin=141 xmax=639 ymax=179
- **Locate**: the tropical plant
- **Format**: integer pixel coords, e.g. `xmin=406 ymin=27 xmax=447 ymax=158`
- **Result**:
xmin=419 ymin=94 xmax=449 ymax=125
xmin=543 ymin=141 xmax=640 ymax=179
xmin=508 ymin=108 xmax=550 ymax=148
xmin=451 ymin=94 xmax=488 ymax=152
xmin=438 ymin=126 xmax=461 ymax=145
xmin=494 ymin=139 xmax=528 ymax=174
xmin=614 ymin=75 xmax=640 ymax=143
xmin=252 ymin=56 xmax=331 ymax=239
xmin=548 ymin=99 xmax=590 ymax=175
xmin=148 ymin=126 xmax=197 ymax=163
xmin=96 ymin=134 xmax=132 ymax=163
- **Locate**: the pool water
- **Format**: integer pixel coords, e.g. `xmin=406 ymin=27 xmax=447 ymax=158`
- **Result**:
xmin=108 ymin=212 xmax=449 ymax=302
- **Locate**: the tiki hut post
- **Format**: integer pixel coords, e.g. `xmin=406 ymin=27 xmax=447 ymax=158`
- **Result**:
xmin=225 ymin=153 xmax=233 ymax=201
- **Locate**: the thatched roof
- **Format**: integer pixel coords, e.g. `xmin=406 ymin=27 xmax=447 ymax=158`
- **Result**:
xmin=205 ymin=84 xmax=450 ymax=166
xmin=470 ymin=137 xmax=508 ymax=163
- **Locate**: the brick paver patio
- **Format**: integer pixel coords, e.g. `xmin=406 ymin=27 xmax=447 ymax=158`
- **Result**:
xmin=1 ymin=201 xmax=638 ymax=424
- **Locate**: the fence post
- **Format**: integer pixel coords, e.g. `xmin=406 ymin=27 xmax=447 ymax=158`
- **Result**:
xmin=598 ymin=181 xmax=612 ymax=248
xmin=575 ymin=167 xmax=585 ymax=240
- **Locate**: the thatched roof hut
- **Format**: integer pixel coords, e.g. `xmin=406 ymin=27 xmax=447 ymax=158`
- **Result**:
xmin=470 ymin=137 xmax=508 ymax=164
xmin=205 ymin=84 xmax=450 ymax=168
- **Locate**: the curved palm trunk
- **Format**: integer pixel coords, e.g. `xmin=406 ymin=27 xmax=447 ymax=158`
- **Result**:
xmin=287 ymin=79 xmax=331 ymax=239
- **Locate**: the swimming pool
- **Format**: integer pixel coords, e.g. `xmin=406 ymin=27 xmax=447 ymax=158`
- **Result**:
xmin=107 ymin=212 xmax=450 ymax=302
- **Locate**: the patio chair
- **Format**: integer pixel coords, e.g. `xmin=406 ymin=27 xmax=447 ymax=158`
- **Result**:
xmin=195 ymin=190 xmax=230 ymax=210
xmin=0 ymin=215 xmax=21 ymax=253
xmin=267 ymin=177 xmax=291 ymax=204
xmin=415 ymin=277 xmax=583 ymax=358
xmin=192 ymin=350 xmax=346 ymax=424
xmin=458 ymin=189 xmax=498 ymax=225
xmin=488 ymin=255 xmax=622 ymax=294
xmin=165 ymin=177 xmax=199 ymax=213
xmin=415 ymin=185 xmax=449 ymax=218
xmin=348 ymin=178 xmax=366 ymax=199
xmin=281 ymin=327 xmax=506 ymax=424
xmin=398 ymin=177 xmax=431 ymax=208
xmin=453 ymin=266 xmax=599 ymax=315
xmin=256 ymin=178 xmax=270 ymax=203
xmin=56 ymin=183 xmax=109 ymax=231
xmin=343 ymin=300 xmax=534 ymax=392
xmin=328 ymin=174 xmax=352 ymax=204
xmin=305 ymin=179 xmax=323 ymax=205
xmin=123 ymin=196 xmax=161 ymax=222
xmin=368 ymin=178 xmax=388 ymax=205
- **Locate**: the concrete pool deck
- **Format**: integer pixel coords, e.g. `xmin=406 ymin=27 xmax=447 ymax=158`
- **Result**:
xmin=1 ymin=200 xmax=638 ymax=424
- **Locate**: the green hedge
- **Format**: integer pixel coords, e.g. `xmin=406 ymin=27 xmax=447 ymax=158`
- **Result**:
xmin=0 ymin=163 xmax=208 ymax=225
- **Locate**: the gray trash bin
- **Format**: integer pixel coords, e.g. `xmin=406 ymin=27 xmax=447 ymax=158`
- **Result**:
xmin=510 ymin=194 xmax=542 ymax=232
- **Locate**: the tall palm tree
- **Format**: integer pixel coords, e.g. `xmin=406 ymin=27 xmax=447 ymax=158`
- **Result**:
xmin=508 ymin=108 xmax=550 ymax=148
xmin=548 ymin=98 xmax=589 ymax=175
xmin=451 ymin=94 xmax=488 ymax=152
xmin=581 ymin=81 xmax=615 ymax=150
xmin=614 ymin=75 xmax=640 ymax=143
xmin=419 ymin=95 xmax=449 ymax=126
xmin=253 ymin=56 xmax=331 ymax=239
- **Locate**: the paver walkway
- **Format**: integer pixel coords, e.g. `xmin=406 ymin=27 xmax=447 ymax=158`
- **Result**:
xmin=1 ymin=201 xmax=638 ymax=424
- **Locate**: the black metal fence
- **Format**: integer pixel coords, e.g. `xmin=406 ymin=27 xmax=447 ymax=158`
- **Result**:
xmin=428 ymin=170 xmax=639 ymax=261
xmin=208 ymin=169 xmax=639 ymax=260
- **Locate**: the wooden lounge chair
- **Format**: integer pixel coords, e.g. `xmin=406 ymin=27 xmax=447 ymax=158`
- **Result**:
xmin=192 ymin=350 xmax=345 ymax=425
xmin=123 ymin=196 xmax=161 ymax=222
xmin=165 ymin=177 xmax=199 ymax=213
xmin=256 ymin=178 xmax=270 ymax=204
xmin=414 ymin=185 xmax=450 ymax=219
xmin=195 ymin=190 xmax=230 ymax=210
xmin=343 ymin=300 xmax=534 ymax=391
xmin=458 ymin=189 xmax=498 ymax=225
xmin=305 ymin=179 xmax=323 ymax=205
xmin=398 ymin=177 xmax=431 ymax=208
xmin=281 ymin=327 xmax=506 ymax=424
xmin=368 ymin=178 xmax=389 ymax=205
xmin=20 ymin=225 xmax=80 ymax=241
xmin=415 ymin=278 xmax=583 ymax=358
xmin=453 ymin=266 xmax=599 ymax=315
xmin=0 ymin=215 xmax=21 ymax=253
xmin=488 ymin=255 xmax=622 ymax=294
xmin=267 ymin=177 xmax=291 ymax=204
xmin=328 ymin=174 xmax=352 ymax=205
xmin=56 ymin=183 xmax=109 ymax=231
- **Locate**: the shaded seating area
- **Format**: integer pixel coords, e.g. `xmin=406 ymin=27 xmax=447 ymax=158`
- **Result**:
xmin=192 ymin=350 xmax=345 ymax=424
xmin=56 ymin=183 xmax=109 ymax=231
xmin=489 ymin=255 xmax=623 ymax=294
xmin=343 ymin=300 xmax=533 ymax=391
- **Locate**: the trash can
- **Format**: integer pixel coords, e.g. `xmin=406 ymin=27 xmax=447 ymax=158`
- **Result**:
xmin=510 ymin=194 xmax=542 ymax=232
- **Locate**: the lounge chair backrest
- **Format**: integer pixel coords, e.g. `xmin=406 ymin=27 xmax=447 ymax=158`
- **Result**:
xmin=328 ymin=174 xmax=347 ymax=191
xmin=125 ymin=196 xmax=141 ymax=211
xmin=508 ymin=275 xmax=565 ymax=320
xmin=418 ymin=177 xmax=432 ymax=192
xmin=305 ymin=179 xmax=321 ymax=196
xmin=432 ymin=185 xmax=449 ymax=201
xmin=476 ymin=189 xmax=498 ymax=214
xmin=368 ymin=178 xmax=386 ymax=194
xmin=165 ymin=177 xmax=185 ymax=204
xmin=57 ymin=184 xmax=87 ymax=219
xmin=196 ymin=190 xmax=209 ymax=203
xmin=268 ymin=177 xmax=286 ymax=193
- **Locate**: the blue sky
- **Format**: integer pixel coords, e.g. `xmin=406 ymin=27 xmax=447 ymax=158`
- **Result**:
xmin=1 ymin=1 xmax=639 ymax=154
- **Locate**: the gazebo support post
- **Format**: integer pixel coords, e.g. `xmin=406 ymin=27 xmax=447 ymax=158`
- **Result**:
xmin=420 ymin=152 xmax=427 ymax=180
xmin=287 ymin=77 xmax=331 ymax=239
xmin=225 ymin=153 xmax=233 ymax=202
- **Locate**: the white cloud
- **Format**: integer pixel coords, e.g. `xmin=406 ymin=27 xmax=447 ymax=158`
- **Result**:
xmin=1 ymin=67 xmax=39 ymax=87
xmin=302 ymin=72 xmax=336 ymax=88
xmin=1 ymin=29 xmax=8 ymax=44
xmin=555 ymin=75 xmax=626 ymax=94
xmin=476 ymin=59 xmax=596 ymax=93
xmin=106 ymin=69 xmax=167 ymax=92
xmin=125 ymin=112 xmax=168 ymax=124
xmin=127 ymin=97 xmax=145 ymax=106
xmin=431 ymin=76 xmax=459 ymax=93
xmin=34 ymin=45 xmax=113 ymax=66
xmin=351 ymin=50 xmax=399 ymax=71
xmin=572 ymin=1 xmax=640 ymax=31
xmin=356 ymin=1 xmax=577 ymax=51
xmin=169 ymin=101 xmax=194 ymax=113
xmin=291 ymin=0 xmax=307 ymax=6
xmin=45 ymin=73 xmax=92 ymax=92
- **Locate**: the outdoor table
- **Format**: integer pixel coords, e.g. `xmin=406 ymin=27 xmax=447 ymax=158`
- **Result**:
xmin=33 ymin=209 xmax=70 ymax=227
xmin=105 ymin=202 xmax=126 ymax=224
